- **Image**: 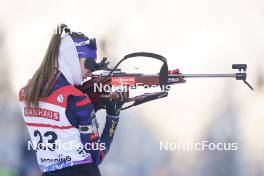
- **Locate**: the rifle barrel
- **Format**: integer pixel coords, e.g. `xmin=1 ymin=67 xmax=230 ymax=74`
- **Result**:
xmin=170 ymin=73 xmax=238 ymax=78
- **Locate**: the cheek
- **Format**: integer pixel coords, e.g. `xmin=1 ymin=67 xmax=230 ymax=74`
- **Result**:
xmin=82 ymin=68 xmax=88 ymax=76
xmin=80 ymin=61 xmax=87 ymax=76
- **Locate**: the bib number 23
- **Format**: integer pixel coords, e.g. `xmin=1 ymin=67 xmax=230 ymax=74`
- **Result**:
xmin=33 ymin=130 xmax=58 ymax=151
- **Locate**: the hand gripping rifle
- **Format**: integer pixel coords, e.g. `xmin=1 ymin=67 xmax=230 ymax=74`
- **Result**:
xmin=78 ymin=52 xmax=253 ymax=110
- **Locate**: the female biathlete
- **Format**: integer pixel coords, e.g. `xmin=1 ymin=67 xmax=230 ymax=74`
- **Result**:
xmin=18 ymin=24 xmax=122 ymax=176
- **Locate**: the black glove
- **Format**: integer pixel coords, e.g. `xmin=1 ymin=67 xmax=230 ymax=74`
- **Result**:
xmin=102 ymin=92 xmax=124 ymax=116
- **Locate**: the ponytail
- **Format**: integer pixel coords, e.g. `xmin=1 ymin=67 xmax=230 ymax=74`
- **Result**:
xmin=24 ymin=24 xmax=69 ymax=107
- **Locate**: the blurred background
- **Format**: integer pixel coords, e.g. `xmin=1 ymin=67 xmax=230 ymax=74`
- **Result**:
xmin=0 ymin=0 xmax=264 ymax=175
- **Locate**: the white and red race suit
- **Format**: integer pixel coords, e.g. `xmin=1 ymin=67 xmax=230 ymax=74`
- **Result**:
xmin=19 ymin=85 xmax=94 ymax=173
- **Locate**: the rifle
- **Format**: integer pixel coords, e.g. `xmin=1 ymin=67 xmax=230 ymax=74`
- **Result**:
xmin=78 ymin=52 xmax=253 ymax=110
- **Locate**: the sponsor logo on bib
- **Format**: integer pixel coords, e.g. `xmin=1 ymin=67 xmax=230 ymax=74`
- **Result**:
xmin=24 ymin=107 xmax=60 ymax=121
xmin=57 ymin=94 xmax=64 ymax=103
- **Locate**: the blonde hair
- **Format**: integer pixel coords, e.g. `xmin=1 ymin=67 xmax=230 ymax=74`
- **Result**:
xmin=24 ymin=24 xmax=68 ymax=107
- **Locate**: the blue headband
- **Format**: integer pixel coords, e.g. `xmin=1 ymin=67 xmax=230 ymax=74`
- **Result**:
xmin=73 ymin=37 xmax=97 ymax=59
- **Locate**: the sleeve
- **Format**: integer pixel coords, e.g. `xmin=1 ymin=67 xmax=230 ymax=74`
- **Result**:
xmin=66 ymin=95 xmax=119 ymax=165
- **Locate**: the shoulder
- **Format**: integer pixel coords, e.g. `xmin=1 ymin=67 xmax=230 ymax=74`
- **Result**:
xmin=38 ymin=85 xmax=89 ymax=108
xmin=47 ymin=85 xmax=87 ymax=103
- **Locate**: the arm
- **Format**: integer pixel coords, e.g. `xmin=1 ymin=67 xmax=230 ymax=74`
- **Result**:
xmin=67 ymin=95 xmax=120 ymax=165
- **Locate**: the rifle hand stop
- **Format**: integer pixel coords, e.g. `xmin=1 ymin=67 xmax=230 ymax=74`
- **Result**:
xmin=232 ymin=64 xmax=254 ymax=91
